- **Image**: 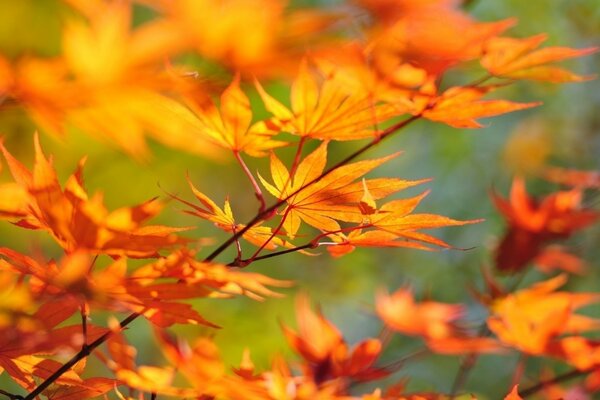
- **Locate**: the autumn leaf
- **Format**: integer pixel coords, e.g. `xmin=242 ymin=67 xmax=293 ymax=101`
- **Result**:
xmin=283 ymin=294 xmax=388 ymax=384
xmin=259 ymin=141 xmax=424 ymax=238
xmin=488 ymin=274 xmax=600 ymax=355
xmin=0 ymin=135 xmax=189 ymax=257
xmin=130 ymin=249 xmax=292 ymax=301
xmin=173 ymin=175 xmax=294 ymax=250
xmin=423 ymin=86 xmax=540 ymax=128
xmin=542 ymin=166 xmax=600 ymax=189
xmin=182 ymin=74 xmax=286 ymax=157
xmin=482 ymin=34 xmax=598 ymax=83
xmin=155 ymin=330 xmax=269 ymax=400
xmin=492 ymin=176 xmax=599 ymax=272
xmin=256 ymin=60 xmax=397 ymax=140
xmin=106 ymin=324 xmax=197 ymax=397
xmin=376 ymin=287 xmax=465 ymax=340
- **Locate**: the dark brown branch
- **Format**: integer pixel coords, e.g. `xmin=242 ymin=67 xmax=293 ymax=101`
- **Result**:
xmin=520 ymin=368 xmax=592 ymax=398
xmin=228 ymin=242 xmax=316 ymax=267
xmin=204 ymin=114 xmax=422 ymax=262
xmin=0 ymin=389 xmax=24 ymax=400
xmin=24 ymin=312 xmax=140 ymax=400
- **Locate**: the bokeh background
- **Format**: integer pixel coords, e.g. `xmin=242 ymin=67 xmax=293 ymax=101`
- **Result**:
xmin=0 ymin=0 xmax=599 ymax=398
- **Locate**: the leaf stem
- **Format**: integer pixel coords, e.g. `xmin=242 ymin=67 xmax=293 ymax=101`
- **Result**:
xmin=234 ymin=151 xmax=267 ymax=213
xmin=24 ymin=312 xmax=140 ymax=400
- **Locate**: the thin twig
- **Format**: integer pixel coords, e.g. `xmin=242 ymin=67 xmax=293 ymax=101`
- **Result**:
xmin=520 ymin=368 xmax=592 ymax=398
xmin=24 ymin=312 xmax=140 ymax=400
xmin=0 ymin=389 xmax=24 ymax=400
xmin=228 ymin=242 xmax=315 ymax=266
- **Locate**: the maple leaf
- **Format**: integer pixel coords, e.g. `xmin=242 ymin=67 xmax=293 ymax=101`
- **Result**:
xmin=377 ymin=288 xmax=502 ymax=355
xmin=542 ymin=166 xmax=600 ymax=189
xmin=376 ymin=288 xmax=465 ymax=341
xmin=534 ymin=246 xmax=586 ymax=275
xmin=0 ymin=135 xmax=189 ymax=257
xmin=182 ymin=74 xmax=286 ymax=157
xmin=130 ymin=249 xmax=292 ymax=301
xmin=173 ymin=176 xmax=294 ymax=250
xmin=326 ymin=189 xmax=481 ymax=256
xmin=106 ymin=323 xmax=198 ymax=397
xmin=282 ymin=294 xmax=388 ymax=384
xmin=0 ymin=297 xmax=109 ymax=390
xmin=423 ymin=86 xmax=540 ymax=128
xmin=492 ymin=176 xmax=599 ymax=272
xmin=256 ymin=60 xmax=397 ymax=140
xmin=154 ymin=329 xmax=268 ymax=400
xmin=259 ymin=142 xmax=424 ymax=238
xmin=315 ymin=45 xmax=429 ymax=108
xmin=482 ymin=34 xmax=598 ymax=83
xmin=157 ymin=0 xmax=338 ymax=77
xmin=547 ymin=336 xmax=600 ymax=371
xmin=487 ymin=274 xmax=600 ymax=355
xmin=360 ymin=0 xmax=515 ymax=76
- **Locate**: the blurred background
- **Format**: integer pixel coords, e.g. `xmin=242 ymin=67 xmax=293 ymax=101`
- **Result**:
xmin=0 ymin=0 xmax=599 ymax=398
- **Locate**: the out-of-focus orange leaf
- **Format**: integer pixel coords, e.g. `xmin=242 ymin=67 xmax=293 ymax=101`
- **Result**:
xmin=360 ymin=0 xmax=514 ymax=76
xmin=482 ymin=34 xmax=597 ymax=83
xmin=543 ymin=166 xmax=600 ymax=189
xmin=283 ymin=294 xmax=388 ymax=385
xmin=130 ymin=249 xmax=292 ymax=301
xmin=423 ymin=86 xmax=540 ymax=128
xmin=548 ymin=336 xmax=600 ymax=371
xmin=283 ymin=293 xmax=344 ymax=364
xmin=534 ymin=246 xmax=586 ymax=275
xmin=492 ymin=177 xmax=598 ymax=272
xmin=376 ymin=288 xmax=464 ymax=340
xmin=488 ymin=275 xmax=600 ymax=355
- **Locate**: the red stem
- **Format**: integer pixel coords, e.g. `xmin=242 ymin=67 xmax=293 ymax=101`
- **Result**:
xmin=234 ymin=150 xmax=267 ymax=213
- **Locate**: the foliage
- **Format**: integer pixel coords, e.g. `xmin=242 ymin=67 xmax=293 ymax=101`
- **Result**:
xmin=0 ymin=0 xmax=598 ymax=399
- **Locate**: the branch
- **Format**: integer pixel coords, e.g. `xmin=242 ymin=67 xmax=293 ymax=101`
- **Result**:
xmin=24 ymin=312 xmax=140 ymax=400
xmin=203 ymin=114 xmax=422 ymax=262
xmin=0 ymin=389 xmax=24 ymax=400
xmin=520 ymin=368 xmax=592 ymax=398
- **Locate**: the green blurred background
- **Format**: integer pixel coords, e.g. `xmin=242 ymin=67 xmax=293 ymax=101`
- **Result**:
xmin=0 ymin=0 xmax=599 ymax=398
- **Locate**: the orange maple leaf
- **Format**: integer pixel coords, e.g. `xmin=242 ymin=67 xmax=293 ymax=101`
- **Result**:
xmin=482 ymin=34 xmax=598 ymax=83
xmin=259 ymin=142 xmax=424 ymax=238
xmin=488 ymin=274 xmax=600 ymax=355
xmin=423 ymin=86 xmax=540 ymax=128
xmin=256 ymin=60 xmax=397 ymax=140
xmin=183 ymin=75 xmax=286 ymax=157
xmin=283 ymin=294 xmax=388 ymax=384
xmin=174 ymin=176 xmax=294 ymax=250
xmin=0 ymin=136 xmax=189 ymax=257
xmin=492 ymin=176 xmax=598 ymax=272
